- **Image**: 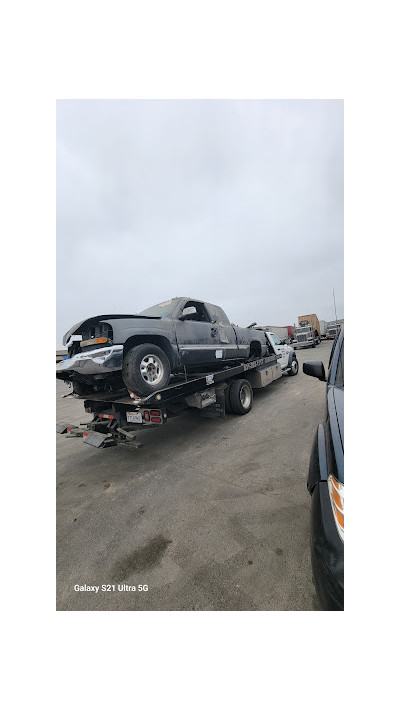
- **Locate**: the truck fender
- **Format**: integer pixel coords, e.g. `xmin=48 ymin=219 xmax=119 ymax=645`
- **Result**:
xmin=287 ymin=350 xmax=296 ymax=369
xmin=122 ymin=333 xmax=179 ymax=370
xmin=307 ymin=423 xmax=328 ymax=494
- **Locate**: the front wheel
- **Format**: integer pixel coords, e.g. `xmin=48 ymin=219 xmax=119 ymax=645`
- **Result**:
xmin=122 ymin=343 xmax=171 ymax=396
xmin=229 ymin=378 xmax=253 ymax=415
xmin=288 ymin=357 xmax=299 ymax=376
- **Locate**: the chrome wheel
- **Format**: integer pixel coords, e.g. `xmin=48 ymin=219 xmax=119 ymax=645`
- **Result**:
xmin=140 ymin=354 xmax=164 ymax=384
xmin=240 ymin=383 xmax=252 ymax=409
xmin=291 ymin=359 xmax=299 ymax=374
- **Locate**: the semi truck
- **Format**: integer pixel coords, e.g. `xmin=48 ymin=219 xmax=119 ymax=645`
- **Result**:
xmin=293 ymin=314 xmax=321 ymax=349
xmin=326 ymin=322 xmax=341 ymax=340
xmin=319 ymin=320 xmax=328 ymax=339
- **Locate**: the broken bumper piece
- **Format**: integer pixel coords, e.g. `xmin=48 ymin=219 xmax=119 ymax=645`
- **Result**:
xmin=55 ymin=345 xmax=124 ymax=376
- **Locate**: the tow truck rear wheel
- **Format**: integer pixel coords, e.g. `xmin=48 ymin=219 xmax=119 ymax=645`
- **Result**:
xmin=122 ymin=343 xmax=171 ymax=396
xmin=229 ymin=378 xmax=253 ymax=415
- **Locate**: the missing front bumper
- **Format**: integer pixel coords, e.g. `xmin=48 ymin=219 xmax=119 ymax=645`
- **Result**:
xmin=55 ymin=345 xmax=124 ymax=376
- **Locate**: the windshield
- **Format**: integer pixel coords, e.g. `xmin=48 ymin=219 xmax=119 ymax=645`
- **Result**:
xmin=296 ymin=327 xmax=311 ymax=334
xmin=139 ymin=299 xmax=175 ymax=318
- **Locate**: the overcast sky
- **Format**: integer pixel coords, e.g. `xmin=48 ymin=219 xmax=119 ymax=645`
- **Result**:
xmin=56 ymin=100 xmax=343 ymax=347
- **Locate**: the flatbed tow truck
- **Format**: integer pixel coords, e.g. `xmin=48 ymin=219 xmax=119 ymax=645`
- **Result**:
xmin=57 ymin=351 xmax=297 ymax=449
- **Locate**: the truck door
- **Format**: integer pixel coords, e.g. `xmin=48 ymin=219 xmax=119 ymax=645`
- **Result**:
xmin=207 ymin=304 xmax=239 ymax=360
xmin=173 ymin=301 xmax=222 ymax=368
xmin=269 ymin=333 xmax=289 ymax=368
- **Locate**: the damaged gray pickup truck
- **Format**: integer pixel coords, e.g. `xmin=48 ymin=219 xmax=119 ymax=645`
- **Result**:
xmin=56 ymin=297 xmax=270 ymax=397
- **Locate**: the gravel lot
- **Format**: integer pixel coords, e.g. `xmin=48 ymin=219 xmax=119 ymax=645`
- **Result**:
xmin=56 ymin=340 xmax=333 ymax=611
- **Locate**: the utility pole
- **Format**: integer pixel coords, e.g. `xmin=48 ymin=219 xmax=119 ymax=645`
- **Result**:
xmin=333 ymin=289 xmax=338 ymax=324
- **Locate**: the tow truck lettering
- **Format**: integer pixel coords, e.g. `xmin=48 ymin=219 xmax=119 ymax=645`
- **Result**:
xmin=243 ymin=358 xmax=265 ymax=371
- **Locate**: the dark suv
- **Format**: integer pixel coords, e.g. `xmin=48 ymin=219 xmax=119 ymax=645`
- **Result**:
xmin=303 ymin=330 xmax=344 ymax=611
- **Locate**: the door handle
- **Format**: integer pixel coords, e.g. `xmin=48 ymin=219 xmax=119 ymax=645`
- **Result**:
xmin=211 ymin=327 xmax=218 ymax=336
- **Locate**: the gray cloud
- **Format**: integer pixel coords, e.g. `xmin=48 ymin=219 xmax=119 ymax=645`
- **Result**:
xmin=57 ymin=99 xmax=343 ymax=345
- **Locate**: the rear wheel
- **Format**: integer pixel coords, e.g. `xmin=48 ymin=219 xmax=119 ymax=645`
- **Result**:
xmin=229 ymin=378 xmax=253 ymax=415
xmin=122 ymin=343 xmax=171 ymax=396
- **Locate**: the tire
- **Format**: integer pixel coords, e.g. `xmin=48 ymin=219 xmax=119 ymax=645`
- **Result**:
xmin=229 ymin=378 xmax=253 ymax=415
xmin=312 ymin=343 xmax=316 ymax=348
xmin=122 ymin=343 xmax=171 ymax=396
xmin=224 ymin=382 xmax=233 ymax=413
xmin=288 ymin=357 xmax=299 ymax=376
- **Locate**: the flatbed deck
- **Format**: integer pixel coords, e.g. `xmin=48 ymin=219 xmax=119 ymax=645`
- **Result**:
xmin=57 ymin=354 xmax=281 ymax=448
xmin=83 ymin=354 xmax=278 ymax=408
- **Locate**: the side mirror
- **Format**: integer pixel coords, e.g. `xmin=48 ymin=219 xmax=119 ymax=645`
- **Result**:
xmin=303 ymin=361 xmax=326 ymax=381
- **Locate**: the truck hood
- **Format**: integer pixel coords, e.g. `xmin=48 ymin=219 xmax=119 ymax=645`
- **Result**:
xmin=63 ymin=314 xmax=161 ymax=345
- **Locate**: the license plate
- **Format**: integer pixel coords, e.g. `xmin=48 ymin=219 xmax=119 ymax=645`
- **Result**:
xmin=126 ymin=411 xmax=143 ymax=423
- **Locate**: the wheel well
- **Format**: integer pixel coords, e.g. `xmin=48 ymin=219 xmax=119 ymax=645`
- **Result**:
xmin=249 ymin=340 xmax=261 ymax=357
xmin=123 ymin=335 xmax=175 ymax=367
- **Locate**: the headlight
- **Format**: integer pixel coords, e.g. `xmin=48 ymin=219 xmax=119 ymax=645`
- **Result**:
xmin=328 ymin=475 xmax=344 ymax=542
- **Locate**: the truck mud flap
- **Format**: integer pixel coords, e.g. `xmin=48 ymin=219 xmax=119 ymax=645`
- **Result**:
xmin=82 ymin=431 xmax=117 ymax=448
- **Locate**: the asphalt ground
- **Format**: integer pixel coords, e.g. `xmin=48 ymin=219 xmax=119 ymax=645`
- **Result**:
xmin=56 ymin=339 xmax=334 ymax=611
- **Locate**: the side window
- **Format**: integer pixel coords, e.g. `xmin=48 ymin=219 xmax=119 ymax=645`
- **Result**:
xmin=182 ymin=306 xmax=197 ymax=317
xmin=181 ymin=301 xmax=211 ymax=323
xmin=334 ymin=342 xmax=344 ymax=388
xmin=271 ymin=334 xmax=281 ymax=345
